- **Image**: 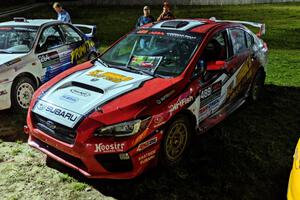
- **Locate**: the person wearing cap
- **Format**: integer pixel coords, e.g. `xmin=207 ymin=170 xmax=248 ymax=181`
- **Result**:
xmin=53 ymin=2 xmax=72 ymax=23
xmin=136 ymin=6 xmax=155 ymax=27
xmin=157 ymin=1 xmax=175 ymax=22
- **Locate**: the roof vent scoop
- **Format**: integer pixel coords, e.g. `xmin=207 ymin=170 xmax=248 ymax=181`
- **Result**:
xmin=161 ymin=21 xmax=189 ymax=29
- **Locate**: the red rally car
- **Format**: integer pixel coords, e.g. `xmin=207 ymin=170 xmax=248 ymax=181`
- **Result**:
xmin=25 ymin=18 xmax=268 ymax=179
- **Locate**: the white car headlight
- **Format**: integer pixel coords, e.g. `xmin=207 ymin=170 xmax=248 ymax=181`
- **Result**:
xmin=94 ymin=118 xmax=150 ymax=137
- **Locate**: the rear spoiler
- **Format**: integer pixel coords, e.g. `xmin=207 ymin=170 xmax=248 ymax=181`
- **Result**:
xmin=209 ymin=17 xmax=266 ymax=37
xmin=74 ymin=24 xmax=97 ymax=38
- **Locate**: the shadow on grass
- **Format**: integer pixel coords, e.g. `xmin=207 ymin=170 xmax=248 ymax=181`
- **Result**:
xmin=1 ymin=84 xmax=299 ymax=200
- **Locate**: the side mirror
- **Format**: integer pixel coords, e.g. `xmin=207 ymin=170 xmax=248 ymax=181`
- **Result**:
xmin=207 ymin=60 xmax=225 ymax=71
xmin=192 ymin=59 xmax=206 ymax=79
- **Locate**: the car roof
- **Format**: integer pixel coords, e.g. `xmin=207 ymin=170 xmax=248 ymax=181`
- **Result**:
xmin=0 ymin=19 xmax=60 ymax=27
xmin=143 ymin=19 xmax=240 ymax=34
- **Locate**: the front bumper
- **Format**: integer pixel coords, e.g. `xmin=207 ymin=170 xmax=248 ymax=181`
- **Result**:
xmin=0 ymin=81 xmax=12 ymax=110
xmin=27 ymin=112 xmax=162 ymax=179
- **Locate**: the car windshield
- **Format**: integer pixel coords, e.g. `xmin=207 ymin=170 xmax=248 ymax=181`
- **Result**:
xmin=0 ymin=26 xmax=38 ymax=54
xmin=101 ymin=29 xmax=202 ymax=77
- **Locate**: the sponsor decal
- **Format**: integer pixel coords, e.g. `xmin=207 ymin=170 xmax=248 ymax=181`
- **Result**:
xmin=166 ymin=33 xmax=197 ymax=40
xmin=152 ymin=114 xmax=168 ymax=128
xmin=0 ymin=90 xmax=8 ymax=96
xmin=71 ymin=40 xmax=95 ymax=64
xmin=169 ymin=96 xmax=194 ymax=112
xmin=60 ymin=94 xmax=79 ymax=103
xmin=6 ymin=58 xmax=21 ymax=66
xmin=137 ymin=29 xmax=149 ymax=34
xmin=137 ymin=137 xmax=158 ymax=152
xmin=156 ymin=90 xmax=175 ymax=105
xmin=94 ymin=142 xmax=125 ymax=153
xmin=70 ymin=89 xmax=91 ymax=97
xmin=35 ymin=102 xmax=78 ymax=122
xmin=87 ymin=70 xmax=133 ymax=83
xmin=138 ymin=149 xmax=156 ymax=165
xmin=38 ymin=51 xmax=60 ymax=68
xmin=200 ymin=81 xmax=222 ymax=107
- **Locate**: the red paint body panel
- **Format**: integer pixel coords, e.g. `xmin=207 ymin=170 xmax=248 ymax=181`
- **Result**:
xmin=26 ymin=18 xmax=268 ymax=179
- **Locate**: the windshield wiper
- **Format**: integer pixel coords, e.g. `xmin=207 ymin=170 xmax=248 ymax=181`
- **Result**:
xmin=0 ymin=49 xmax=12 ymax=54
xmin=93 ymin=57 xmax=111 ymax=68
xmin=127 ymin=66 xmax=154 ymax=77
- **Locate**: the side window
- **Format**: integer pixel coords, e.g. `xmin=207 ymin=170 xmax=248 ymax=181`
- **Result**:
xmin=59 ymin=24 xmax=83 ymax=44
xmin=229 ymin=29 xmax=247 ymax=54
xmin=37 ymin=25 xmax=63 ymax=53
xmin=202 ymin=31 xmax=229 ymax=62
xmin=245 ymin=32 xmax=254 ymax=49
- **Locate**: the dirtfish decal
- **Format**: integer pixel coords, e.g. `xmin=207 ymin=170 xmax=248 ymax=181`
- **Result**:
xmin=71 ymin=40 xmax=95 ymax=63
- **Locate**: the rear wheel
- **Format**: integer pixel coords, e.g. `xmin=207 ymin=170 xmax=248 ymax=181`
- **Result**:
xmin=11 ymin=77 xmax=36 ymax=112
xmin=159 ymin=115 xmax=192 ymax=167
xmin=249 ymin=69 xmax=265 ymax=101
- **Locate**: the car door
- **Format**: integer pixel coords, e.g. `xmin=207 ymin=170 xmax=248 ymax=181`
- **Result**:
xmin=59 ymin=24 xmax=95 ymax=65
xmin=225 ymin=28 xmax=253 ymax=101
xmin=194 ymin=30 xmax=231 ymax=123
xmin=35 ymin=24 xmax=71 ymax=83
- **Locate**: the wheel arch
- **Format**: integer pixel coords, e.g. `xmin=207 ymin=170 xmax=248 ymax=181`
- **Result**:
xmin=13 ymin=72 xmax=40 ymax=88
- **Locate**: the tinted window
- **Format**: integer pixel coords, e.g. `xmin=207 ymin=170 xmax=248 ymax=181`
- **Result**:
xmin=0 ymin=26 xmax=38 ymax=53
xmin=37 ymin=25 xmax=63 ymax=52
xmin=59 ymin=24 xmax=82 ymax=44
xmin=245 ymin=32 xmax=254 ymax=48
xmin=230 ymin=29 xmax=247 ymax=54
xmin=202 ymin=31 xmax=229 ymax=62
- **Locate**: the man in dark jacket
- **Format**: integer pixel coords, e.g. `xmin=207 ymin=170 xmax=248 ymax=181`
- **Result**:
xmin=136 ymin=6 xmax=155 ymax=27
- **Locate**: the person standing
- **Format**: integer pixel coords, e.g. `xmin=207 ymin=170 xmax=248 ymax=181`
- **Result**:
xmin=157 ymin=1 xmax=175 ymax=22
xmin=136 ymin=6 xmax=155 ymax=27
xmin=53 ymin=2 xmax=72 ymax=23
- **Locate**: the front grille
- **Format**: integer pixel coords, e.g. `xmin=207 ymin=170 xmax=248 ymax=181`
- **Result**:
xmin=34 ymin=137 xmax=87 ymax=171
xmin=95 ymin=154 xmax=133 ymax=172
xmin=32 ymin=113 xmax=77 ymax=144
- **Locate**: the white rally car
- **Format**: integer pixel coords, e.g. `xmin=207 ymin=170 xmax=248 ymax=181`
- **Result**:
xmin=0 ymin=18 xmax=97 ymax=111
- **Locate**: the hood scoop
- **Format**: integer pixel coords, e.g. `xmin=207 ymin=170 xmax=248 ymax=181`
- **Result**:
xmin=58 ymin=81 xmax=104 ymax=94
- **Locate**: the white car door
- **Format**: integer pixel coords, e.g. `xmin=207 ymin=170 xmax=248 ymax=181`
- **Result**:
xmin=35 ymin=24 xmax=71 ymax=83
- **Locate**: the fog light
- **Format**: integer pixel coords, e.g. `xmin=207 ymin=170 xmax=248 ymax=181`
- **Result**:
xmin=119 ymin=153 xmax=130 ymax=160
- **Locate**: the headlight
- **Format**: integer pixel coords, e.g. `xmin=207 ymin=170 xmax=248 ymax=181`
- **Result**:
xmin=94 ymin=118 xmax=150 ymax=137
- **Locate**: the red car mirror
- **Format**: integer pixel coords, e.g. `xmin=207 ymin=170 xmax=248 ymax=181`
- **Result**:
xmin=207 ymin=61 xmax=226 ymax=71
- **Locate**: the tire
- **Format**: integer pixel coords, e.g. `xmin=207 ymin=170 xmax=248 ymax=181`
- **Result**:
xmin=11 ymin=76 xmax=36 ymax=112
xmin=249 ymin=69 xmax=265 ymax=102
xmin=159 ymin=115 xmax=192 ymax=168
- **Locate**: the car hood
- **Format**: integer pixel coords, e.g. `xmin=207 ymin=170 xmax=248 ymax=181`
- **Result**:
xmin=0 ymin=53 xmax=26 ymax=65
xmin=32 ymin=61 xmax=152 ymax=128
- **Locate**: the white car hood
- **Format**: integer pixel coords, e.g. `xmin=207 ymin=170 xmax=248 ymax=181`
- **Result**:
xmin=0 ymin=53 xmax=26 ymax=65
xmin=32 ymin=61 xmax=152 ymax=128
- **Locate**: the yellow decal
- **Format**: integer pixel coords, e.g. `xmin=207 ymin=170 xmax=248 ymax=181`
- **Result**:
xmin=71 ymin=40 xmax=95 ymax=63
xmin=87 ymin=70 xmax=133 ymax=83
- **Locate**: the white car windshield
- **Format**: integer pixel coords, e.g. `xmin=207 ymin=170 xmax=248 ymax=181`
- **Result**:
xmin=101 ymin=29 xmax=202 ymax=77
xmin=0 ymin=26 xmax=38 ymax=54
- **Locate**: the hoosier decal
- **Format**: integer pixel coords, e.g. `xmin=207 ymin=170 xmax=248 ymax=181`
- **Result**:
xmin=94 ymin=142 xmax=125 ymax=153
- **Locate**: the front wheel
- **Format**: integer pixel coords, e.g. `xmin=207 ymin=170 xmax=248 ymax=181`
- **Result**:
xmin=159 ymin=115 xmax=192 ymax=168
xmin=11 ymin=77 xmax=36 ymax=112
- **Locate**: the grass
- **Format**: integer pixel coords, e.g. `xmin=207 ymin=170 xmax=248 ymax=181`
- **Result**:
xmin=0 ymin=2 xmax=300 ymax=200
